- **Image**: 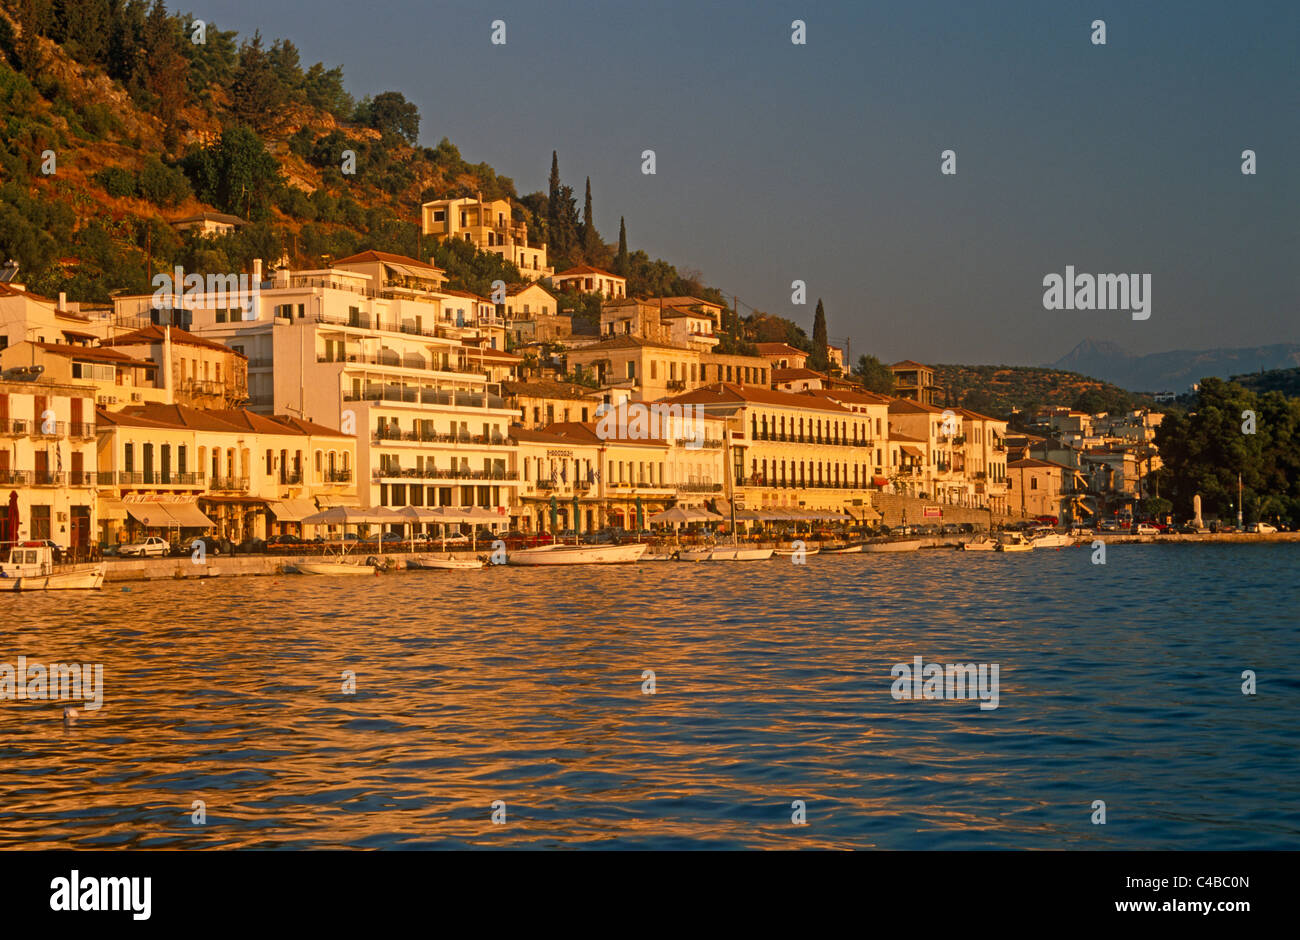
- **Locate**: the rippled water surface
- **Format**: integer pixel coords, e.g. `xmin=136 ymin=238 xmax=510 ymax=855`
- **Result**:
xmin=1 ymin=543 xmax=1297 ymax=849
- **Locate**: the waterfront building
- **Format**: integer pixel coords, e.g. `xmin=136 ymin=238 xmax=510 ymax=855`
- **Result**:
xmin=0 ymin=375 xmax=98 ymax=555
xmin=505 ymin=378 xmax=606 ymax=429
xmin=890 ymin=360 xmax=941 ymax=406
xmin=1006 ymin=458 xmax=1090 ymax=522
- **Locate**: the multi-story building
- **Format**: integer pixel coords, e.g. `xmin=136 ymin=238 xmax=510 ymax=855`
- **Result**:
xmin=112 ymin=252 xmax=522 ymax=517
xmin=1 ymin=341 xmax=164 ymax=409
xmin=890 ymin=360 xmax=941 ymax=405
xmin=505 ymin=379 xmax=606 ymax=429
xmin=754 ymin=343 xmax=809 ymax=371
xmin=0 ymin=376 xmax=98 ymax=555
xmin=421 ymin=196 xmax=552 ymax=279
xmin=100 ymin=325 xmax=249 ymax=409
xmin=1006 ymin=458 xmax=1090 ymax=522
xmin=552 ymin=265 xmax=626 ymax=299
xmin=95 ymin=404 xmax=356 ymax=545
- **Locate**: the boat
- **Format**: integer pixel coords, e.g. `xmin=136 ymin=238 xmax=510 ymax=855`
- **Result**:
xmin=1030 ymin=529 xmax=1074 ymax=548
xmin=862 ymin=538 xmax=923 ymax=553
xmin=822 ymin=543 xmax=864 ymax=554
xmin=773 ymin=543 xmax=820 ymax=557
xmin=960 ymin=536 xmax=998 ymax=551
xmin=507 ymin=543 xmax=649 ymax=566
xmin=678 ymin=546 xmax=714 ymax=562
xmin=408 ymin=554 xmax=486 ymax=570
xmin=995 ymin=533 xmax=1036 ymax=553
xmin=708 ymin=545 xmax=775 ymax=561
xmin=0 ymin=542 xmax=104 ymax=591
xmin=295 ymin=560 xmax=378 ymax=575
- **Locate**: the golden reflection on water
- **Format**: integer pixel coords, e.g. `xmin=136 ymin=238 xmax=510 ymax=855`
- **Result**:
xmin=0 ymin=546 xmax=1294 ymax=849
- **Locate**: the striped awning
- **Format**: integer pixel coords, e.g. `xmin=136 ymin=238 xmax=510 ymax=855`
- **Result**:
xmin=125 ymin=501 xmax=215 ymax=528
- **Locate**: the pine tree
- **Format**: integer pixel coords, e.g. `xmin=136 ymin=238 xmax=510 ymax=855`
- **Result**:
xmin=614 ymin=217 xmax=629 ymax=276
xmin=582 ymin=176 xmax=600 ymax=260
xmin=810 ymin=299 xmax=829 ymax=371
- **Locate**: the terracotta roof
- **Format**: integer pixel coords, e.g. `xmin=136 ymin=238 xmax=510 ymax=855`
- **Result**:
xmin=807 ymin=387 xmax=893 ymax=406
xmin=660 ymin=382 xmax=854 ymax=415
xmin=567 ymin=335 xmax=687 ymax=353
xmin=25 ymin=342 xmax=156 ymax=367
xmin=505 ymin=283 xmax=555 ymax=298
xmin=170 ymin=211 xmax=246 ymax=226
xmin=889 ymin=431 xmax=928 ymax=444
xmin=954 ymin=406 xmax=1006 ymax=423
xmin=439 ymin=287 xmax=492 ymax=303
xmin=268 ymin=415 xmax=352 ymax=438
xmin=508 ymin=426 xmax=577 ymax=445
xmin=891 ymin=359 xmax=933 ymax=370
xmin=554 ymin=264 xmax=623 ymax=279
xmin=753 ymin=342 xmax=808 ymax=357
xmin=95 ymin=406 xmax=179 ymax=430
xmin=654 ymin=296 xmax=720 ymax=310
xmin=543 ymin=421 xmax=667 ymax=447
xmin=888 ymin=398 xmax=949 ymax=415
xmin=503 ymin=379 xmax=599 ymax=400
xmin=0 ymin=282 xmax=54 ymax=302
xmin=334 ymin=250 xmax=444 ymax=274
xmin=1009 ymin=458 xmax=1074 ymax=470
xmin=102 ymin=325 xmax=246 ymax=357
xmin=773 ymin=368 xmax=824 ymax=381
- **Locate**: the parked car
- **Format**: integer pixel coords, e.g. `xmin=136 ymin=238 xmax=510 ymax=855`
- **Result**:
xmin=1248 ymin=522 xmax=1278 ymax=534
xmin=233 ymin=537 xmax=267 ymax=554
xmin=361 ymin=531 xmax=406 ymax=544
xmin=1134 ymin=523 xmax=1160 ymax=535
xmin=1177 ymin=522 xmax=1210 ymax=534
xmin=119 ymin=536 xmax=170 ymax=557
xmin=267 ymin=533 xmax=304 ymax=547
xmin=186 ymin=536 xmax=225 ymax=556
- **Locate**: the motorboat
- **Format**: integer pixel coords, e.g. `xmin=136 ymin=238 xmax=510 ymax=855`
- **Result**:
xmin=408 ymin=554 xmax=486 ymax=570
xmin=507 ymin=543 xmax=649 ymax=566
xmin=995 ymin=533 xmax=1036 ymax=553
xmin=862 ymin=538 xmax=923 ymax=553
xmin=960 ymin=536 xmax=998 ymax=551
xmin=708 ymin=545 xmax=775 ymax=561
xmin=821 ymin=543 xmax=863 ymax=554
xmin=1030 ymin=529 xmax=1074 ymax=548
xmin=295 ymin=560 xmax=379 ymax=575
xmin=0 ymin=543 xmax=104 ymax=591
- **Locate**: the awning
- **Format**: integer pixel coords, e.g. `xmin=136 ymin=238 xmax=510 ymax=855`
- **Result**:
xmin=98 ymin=498 xmax=127 ymax=521
xmin=314 ymin=495 xmax=359 ymax=507
xmin=125 ymin=501 xmax=215 ymax=528
xmin=900 ymin=445 xmax=924 ymax=458
xmin=267 ymin=498 xmax=318 ymax=522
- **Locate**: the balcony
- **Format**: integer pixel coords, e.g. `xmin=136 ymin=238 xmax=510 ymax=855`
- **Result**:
xmin=676 ymin=482 xmax=723 ymax=493
xmin=30 ymin=421 xmax=66 ymax=439
xmin=344 ymin=387 xmax=508 ymax=409
xmin=323 ymin=469 xmax=353 ymax=483
xmin=117 ymin=471 xmax=204 ymax=486
xmin=665 ymin=379 xmax=686 ymax=391
xmin=0 ymin=419 xmax=27 ymax=437
xmin=32 ymin=471 xmax=65 ymax=486
xmin=210 ymin=477 xmax=249 ymax=492
xmin=0 ymin=469 xmax=30 ymax=485
xmin=68 ymin=471 xmax=97 ymax=486
xmin=279 ymin=472 xmax=303 ymax=486
xmin=372 ymin=427 xmax=512 ymax=446
xmin=320 ymin=353 xmax=487 ymax=378
xmin=373 ymin=467 xmax=518 ymax=482
xmin=69 ymin=422 xmax=96 ymax=440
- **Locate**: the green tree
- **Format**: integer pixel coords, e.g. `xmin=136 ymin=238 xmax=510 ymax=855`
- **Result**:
xmin=581 ymin=176 xmax=599 ymax=260
xmin=180 ymin=125 xmax=282 ymax=219
xmin=853 ymin=354 xmax=895 ymax=394
xmin=809 ymin=299 xmax=829 ymax=371
xmin=367 ymin=91 xmax=420 ymax=145
xmin=230 ymin=32 xmax=284 ymax=132
xmin=613 ymin=216 xmax=628 ymax=276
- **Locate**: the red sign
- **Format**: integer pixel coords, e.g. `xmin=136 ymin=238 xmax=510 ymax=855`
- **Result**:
xmin=923 ymin=506 xmax=942 ymax=518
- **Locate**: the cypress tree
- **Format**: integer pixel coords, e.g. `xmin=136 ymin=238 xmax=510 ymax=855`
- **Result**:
xmin=547 ymin=151 xmax=564 ymax=254
xmin=582 ymin=176 xmax=599 ymax=260
xmin=811 ymin=299 xmax=829 ymax=371
xmin=614 ymin=217 xmax=629 ymax=275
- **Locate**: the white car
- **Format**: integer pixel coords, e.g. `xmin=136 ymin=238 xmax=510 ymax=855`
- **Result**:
xmin=1248 ymin=522 xmax=1278 ymax=534
xmin=119 ymin=536 xmax=170 ymax=557
xmin=1134 ymin=523 xmax=1160 ymax=535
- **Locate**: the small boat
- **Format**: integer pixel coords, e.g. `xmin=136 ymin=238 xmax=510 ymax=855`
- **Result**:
xmin=508 ymin=543 xmax=648 ymax=566
xmin=1030 ymin=530 xmax=1074 ymax=548
xmin=822 ymin=543 xmax=864 ymax=554
xmin=708 ymin=545 xmax=775 ymax=561
xmin=295 ymin=560 xmax=378 ymax=575
xmin=960 ymin=536 xmax=998 ymax=551
xmin=0 ymin=543 xmax=104 ymax=591
xmin=995 ymin=534 xmax=1036 ymax=553
xmin=678 ymin=547 xmax=714 ymax=562
xmin=639 ymin=551 xmax=680 ymax=562
xmin=408 ymin=555 xmax=486 ymax=570
xmin=773 ymin=543 xmax=820 ymax=557
xmin=862 ymin=538 xmax=922 ymax=553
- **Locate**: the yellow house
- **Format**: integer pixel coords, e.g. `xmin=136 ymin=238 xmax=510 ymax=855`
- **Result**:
xmin=553 ymin=264 xmax=627 ymax=299
xmin=421 ymin=196 xmax=552 ymax=279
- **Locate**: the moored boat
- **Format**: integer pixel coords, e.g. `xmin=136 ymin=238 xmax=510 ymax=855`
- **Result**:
xmin=862 ymin=538 xmax=922 ymax=553
xmin=295 ymin=560 xmax=378 ymax=575
xmin=960 ymin=536 xmax=998 ymax=551
xmin=1030 ymin=530 xmax=1074 ymax=548
xmin=0 ymin=543 xmax=104 ymax=591
xmin=995 ymin=533 xmax=1035 ymax=552
xmin=822 ymin=543 xmax=863 ymax=554
xmin=709 ymin=545 xmax=775 ymax=561
xmin=408 ymin=554 xmax=486 ymax=570
xmin=773 ymin=543 xmax=820 ymax=557
xmin=507 ymin=542 xmax=648 ymax=566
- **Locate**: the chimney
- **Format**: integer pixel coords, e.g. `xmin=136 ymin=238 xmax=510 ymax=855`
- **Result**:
xmin=57 ymin=292 xmax=66 ymax=312
xmin=253 ymin=258 xmax=263 ymax=283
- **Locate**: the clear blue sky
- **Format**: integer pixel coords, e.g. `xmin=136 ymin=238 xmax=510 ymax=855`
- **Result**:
xmin=197 ymin=0 xmax=1298 ymax=365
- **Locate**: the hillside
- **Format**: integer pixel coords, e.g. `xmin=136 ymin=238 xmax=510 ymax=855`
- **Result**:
xmin=1229 ymin=366 xmax=1300 ymax=399
xmin=932 ymin=364 xmax=1155 ymax=423
xmin=0 ymin=0 xmax=720 ymax=308
xmin=1051 ymin=338 xmax=1300 ymax=393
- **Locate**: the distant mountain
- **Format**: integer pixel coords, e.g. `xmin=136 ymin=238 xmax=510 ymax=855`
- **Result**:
xmin=1050 ymin=339 xmax=1300 ymax=393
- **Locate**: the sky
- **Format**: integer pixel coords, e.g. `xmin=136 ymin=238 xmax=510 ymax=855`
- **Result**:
xmin=196 ymin=0 xmax=1298 ymax=366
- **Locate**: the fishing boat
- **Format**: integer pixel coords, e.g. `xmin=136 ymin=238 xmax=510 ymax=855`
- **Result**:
xmin=0 ymin=542 xmax=104 ymax=591
xmin=677 ymin=546 xmax=714 ymax=562
xmin=773 ymin=542 xmax=820 ymax=557
xmin=822 ymin=543 xmax=864 ymax=554
xmin=959 ymin=536 xmax=998 ymax=551
xmin=995 ymin=533 xmax=1036 ymax=553
xmin=862 ymin=538 xmax=922 ymax=553
xmin=708 ymin=545 xmax=775 ymax=561
xmin=408 ymin=554 xmax=486 ymax=570
xmin=507 ymin=542 xmax=648 ymax=566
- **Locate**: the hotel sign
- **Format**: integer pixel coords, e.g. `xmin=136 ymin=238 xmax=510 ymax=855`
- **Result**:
xmin=923 ymin=505 xmax=942 ymax=518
